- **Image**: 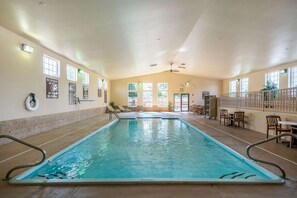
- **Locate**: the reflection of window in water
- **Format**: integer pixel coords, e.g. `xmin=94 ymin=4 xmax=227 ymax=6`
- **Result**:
xmin=128 ymin=120 xmax=138 ymax=142
xmin=143 ymin=120 xmax=153 ymax=142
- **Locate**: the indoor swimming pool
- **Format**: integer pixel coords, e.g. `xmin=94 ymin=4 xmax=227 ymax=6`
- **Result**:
xmin=10 ymin=118 xmax=283 ymax=184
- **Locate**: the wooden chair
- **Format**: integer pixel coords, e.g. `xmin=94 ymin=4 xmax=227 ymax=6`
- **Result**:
xmin=290 ymin=127 xmax=297 ymax=148
xmin=231 ymin=111 xmax=245 ymax=128
xmin=265 ymin=115 xmax=290 ymax=143
xmin=219 ymin=109 xmax=229 ymax=125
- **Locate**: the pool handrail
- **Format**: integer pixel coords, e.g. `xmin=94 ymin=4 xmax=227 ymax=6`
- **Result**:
xmin=0 ymin=135 xmax=47 ymax=180
xmin=246 ymin=132 xmax=297 ymax=178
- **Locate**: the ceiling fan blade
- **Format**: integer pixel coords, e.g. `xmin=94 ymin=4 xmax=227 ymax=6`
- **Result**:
xmin=178 ymin=66 xmax=186 ymax=69
xmin=172 ymin=70 xmax=180 ymax=72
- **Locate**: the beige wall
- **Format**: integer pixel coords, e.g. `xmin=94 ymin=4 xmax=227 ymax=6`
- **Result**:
xmin=0 ymin=26 xmax=110 ymax=121
xmin=221 ymin=61 xmax=297 ymax=134
xmin=223 ymin=61 xmax=297 ymax=93
xmin=111 ymin=72 xmax=222 ymax=109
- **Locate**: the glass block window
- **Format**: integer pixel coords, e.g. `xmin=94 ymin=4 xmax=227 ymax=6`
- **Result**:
xmin=43 ymin=54 xmax=60 ymax=77
xmin=82 ymin=72 xmax=89 ymax=85
xmin=265 ymin=71 xmax=279 ymax=88
xmin=158 ymin=91 xmax=168 ymax=107
xmin=143 ymin=83 xmax=153 ymax=91
xmin=240 ymin=78 xmax=249 ymax=93
xmin=66 ymin=65 xmax=77 ymax=82
xmin=229 ymin=80 xmax=237 ymax=93
xmin=103 ymin=80 xmax=107 ymax=90
xmin=289 ymin=66 xmax=297 ymax=88
xmin=158 ymin=83 xmax=168 ymax=90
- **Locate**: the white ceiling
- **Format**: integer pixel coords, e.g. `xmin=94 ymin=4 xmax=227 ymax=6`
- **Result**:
xmin=1 ymin=0 xmax=297 ymax=80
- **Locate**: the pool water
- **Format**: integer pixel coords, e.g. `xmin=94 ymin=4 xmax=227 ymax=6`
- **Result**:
xmin=11 ymin=118 xmax=282 ymax=184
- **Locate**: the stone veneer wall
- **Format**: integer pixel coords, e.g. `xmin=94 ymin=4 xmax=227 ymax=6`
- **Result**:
xmin=0 ymin=107 xmax=106 ymax=145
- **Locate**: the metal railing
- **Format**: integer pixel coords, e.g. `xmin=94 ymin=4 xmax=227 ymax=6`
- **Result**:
xmin=0 ymin=135 xmax=47 ymax=180
xmin=246 ymin=132 xmax=297 ymax=178
xmin=220 ymin=87 xmax=297 ymax=113
xmin=109 ymin=111 xmax=120 ymax=120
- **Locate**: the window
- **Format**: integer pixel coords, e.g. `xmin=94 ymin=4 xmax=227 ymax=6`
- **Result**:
xmin=158 ymin=83 xmax=168 ymax=107
xmin=43 ymin=54 xmax=60 ymax=77
xmin=289 ymin=66 xmax=297 ymax=88
xmin=265 ymin=71 xmax=279 ymax=88
xmin=143 ymin=83 xmax=153 ymax=107
xmin=158 ymin=83 xmax=168 ymax=90
xmin=66 ymin=65 xmax=77 ymax=82
xmin=82 ymin=72 xmax=89 ymax=85
xmin=229 ymin=80 xmax=236 ymax=93
xmin=240 ymin=78 xmax=249 ymax=93
xmin=128 ymin=83 xmax=138 ymax=107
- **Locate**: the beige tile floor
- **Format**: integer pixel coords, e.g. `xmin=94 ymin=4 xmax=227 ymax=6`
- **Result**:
xmin=0 ymin=112 xmax=296 ymax=198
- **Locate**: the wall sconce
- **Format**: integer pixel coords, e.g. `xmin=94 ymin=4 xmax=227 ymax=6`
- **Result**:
xmin=236 ymin=78 xmax=240 ymax=83
xmin=102 ymin=79 xmax=105 ymax=82
xmin=78 ymin=69 xmax=83 ymax=74
xmin=185 ymin=82 xmax=190 ymax=86
xmin=21 ymin=44 xmax=33 ymax=53
xmin=279 ymin=69 xmax=287 ymax=74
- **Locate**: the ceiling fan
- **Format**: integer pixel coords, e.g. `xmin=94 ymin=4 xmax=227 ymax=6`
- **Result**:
xmin=164 ymin=63 xmax=180 ymax=73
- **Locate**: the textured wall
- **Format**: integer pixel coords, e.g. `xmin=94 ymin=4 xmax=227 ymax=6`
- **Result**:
xmin=0 ymin=107 xmax=106 ymax=145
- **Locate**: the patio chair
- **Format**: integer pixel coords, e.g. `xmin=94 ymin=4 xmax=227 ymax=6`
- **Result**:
xmin=219 ymin=109 xmax=229 ymax=125
xmin=118 ymin=105 xmax=131 ymax=112
xmin=230 ymin=111 xmax=245 ymax=128
xmin=266 ymin=115 xmax=290 ymax=143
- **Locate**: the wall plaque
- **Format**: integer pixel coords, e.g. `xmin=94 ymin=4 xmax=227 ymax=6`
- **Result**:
xmin=83 ymin=85 xmax=89 ymax=99
xmin=69 ymin=83 xmax=76 ymax=105
xmin=46 ymin=78 xmax=59 ymax=99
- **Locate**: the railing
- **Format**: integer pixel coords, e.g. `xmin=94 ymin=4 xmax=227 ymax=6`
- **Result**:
xmin=247 ymin=132 xmax=297 ymax=178
xmin=220 ymin=87 xmax=297 ymax=113
xmin=0 ymin=135 xmax=47 ymax=180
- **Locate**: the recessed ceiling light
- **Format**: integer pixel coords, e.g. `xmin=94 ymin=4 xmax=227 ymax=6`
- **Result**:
xmin=150 ymin=64 xmax=158 ymax=67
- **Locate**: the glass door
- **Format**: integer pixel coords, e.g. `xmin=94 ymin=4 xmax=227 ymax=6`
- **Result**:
xmin=174 ymin=94 xmax=181 ymax=111
xmin=174 ymin=94 xmax=189 ymax=111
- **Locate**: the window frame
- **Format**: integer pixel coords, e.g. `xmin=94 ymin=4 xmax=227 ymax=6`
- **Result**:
xmin=42 ymin=54 xmax=60 ymax=77
xmin=82 ymin=72 xmax=89 ymax=85
xmin=289 ymin=66 xmax=297 ymax=88
xmin=157 ymin=83 xmax=168 ymax=107
xmin=128 ymin=83 xmax=138 ymax=107
xmin=265 ymin=70 xmax=280 ymax=89
xmin=142 ymin=83 xmax=153 ymax=107
xmin=66 ymin=64 xmax=77 ymax=82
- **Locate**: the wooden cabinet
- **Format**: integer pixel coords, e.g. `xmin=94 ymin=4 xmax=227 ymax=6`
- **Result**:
xmin=204 ymin=95 xmax=217 ymax=119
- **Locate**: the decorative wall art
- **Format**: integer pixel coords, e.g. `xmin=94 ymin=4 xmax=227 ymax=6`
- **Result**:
xmin=46 ymin=78 xmax=59 ymax=99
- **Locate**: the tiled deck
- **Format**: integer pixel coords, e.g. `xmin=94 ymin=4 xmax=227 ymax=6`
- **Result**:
xmin=0 ymin=112 xmax=296 ymax=198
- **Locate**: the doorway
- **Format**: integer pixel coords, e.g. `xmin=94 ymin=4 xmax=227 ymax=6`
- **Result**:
xmin=174 ymin=94 xmax=189 ymax=111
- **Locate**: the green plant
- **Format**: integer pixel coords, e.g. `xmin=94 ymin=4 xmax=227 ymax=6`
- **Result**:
xmin=261 ymin=80 xmax=278 ymax=91
xmin=168 ymin=101 xmax=173 ymax=111
xmin=109 ymin=101 xmax=116 ymax=108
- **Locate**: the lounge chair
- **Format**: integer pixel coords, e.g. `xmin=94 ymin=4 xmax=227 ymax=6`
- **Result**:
xmin=118 ymin=105 xmax=131 ymax=112
xmin=107 ymin=105 xmax=121 ymax=113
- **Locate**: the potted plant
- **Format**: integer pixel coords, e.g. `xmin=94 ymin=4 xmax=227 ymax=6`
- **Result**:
xmin=168 ymin=101 xmax=173 ymax=111
xmin=261 ymin=80 xmax=278 ymax=107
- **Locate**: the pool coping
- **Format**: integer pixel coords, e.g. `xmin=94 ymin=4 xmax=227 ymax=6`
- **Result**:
xmin=9 ymin=117 xmax=284 ymax=185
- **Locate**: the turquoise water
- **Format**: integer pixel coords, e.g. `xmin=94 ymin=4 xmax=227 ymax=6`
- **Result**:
xmin=15 ymin=118 xmax=281 ymax=183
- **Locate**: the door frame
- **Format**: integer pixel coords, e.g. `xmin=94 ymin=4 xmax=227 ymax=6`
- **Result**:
xmin=174 ymin=93 xmax=189 ymax=112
